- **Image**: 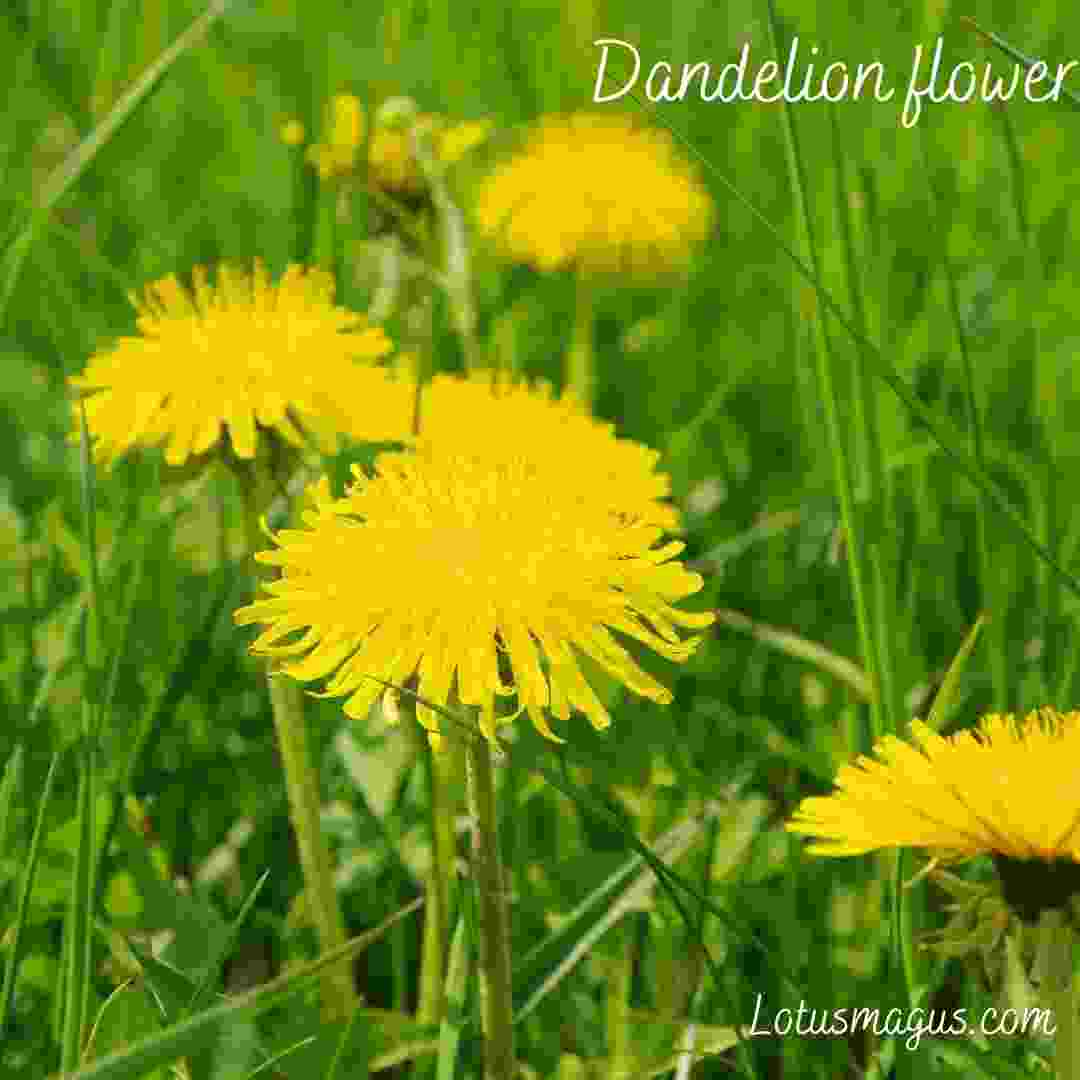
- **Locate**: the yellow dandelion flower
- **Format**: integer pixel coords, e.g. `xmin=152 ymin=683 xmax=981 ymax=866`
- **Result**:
xmin=303 ymin=93 xmax=490 ymax=194
xmin=70 ymin=261 xmax=409 ymax=468
xmin=475 ymin=112 xmax=714 ymax=277
xmin=787 ymin=710 xmax=1080 ymax=863
xmin=306 ymin=93 xmax=366 ymax=179
xmin=436 ymin=119 xmax=492 ymax=165
xmin=369 ymin=127 xmax=422 ymax=196
xmin=233 ymin=452 xmax=714 ymax=745
xmin=278 ymin=117 xmax=306 ymax=147
xmin=369 ymin=115 xmax=491 ymax=198
xmin=400 ymin=372 xmax=679 ymax=530
xmin=788 ymin=709 xmax=1080 ymax=921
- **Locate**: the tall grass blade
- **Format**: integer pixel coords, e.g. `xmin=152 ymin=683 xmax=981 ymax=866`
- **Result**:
xmin=0 ymin=751 xmax=59 ymax=1036
xmin=0 ymin=0 xmax=232 ymax=322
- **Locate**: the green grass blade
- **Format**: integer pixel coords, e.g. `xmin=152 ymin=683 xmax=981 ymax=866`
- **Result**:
xmin=995 ymin=100 xmax=1056 ymax=694
xmin=961 ymin=17 xmax=1080 ymax=112
xmin=0 ymin=0 xmax=232 ymax=323
xmin=323 ymin=1005 xmax=370 ymax=1080
xmin=762 ymin=0 xmax=882 ymax=743
xmin=435 ymin=909 xmax=470 ymax=1080
xmin=918 ymin=133 xmax=1009 ymax=712
xmin=0 ymin=750 xmax=59 ymax=1036
xmin=184 ymin=869 xmax=271 ymax=1018
xmin=64 ymin=898 xmax=423 ymax=1080
xmin=0 ymin=744 xmax=23 ymax=894
xmin=620 ymin=93 xmax=1080 ymax=606
xmin=61 ymin=405 xmax=104 ymax=1072
xmin=925 ymin=614 xmax=989 ymax=733
xmin=712 ymin=608 xmax=874 ymax=703
xmin=512 ymin=812 xmax=709 ymax=1024
xmin=245 ymin=1035 xmax=319 ymax=1078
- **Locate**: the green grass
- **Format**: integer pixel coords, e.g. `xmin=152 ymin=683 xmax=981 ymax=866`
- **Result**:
xmin=2 ymin=0 xmax=1080 ymax=1077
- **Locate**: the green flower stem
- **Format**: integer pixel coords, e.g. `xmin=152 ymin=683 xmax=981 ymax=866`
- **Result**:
xmin=266 ymin=674 xmax=356 ymax=1022
xmin=465 ymin=733 xmax=515 ymax=1080
xmin=1046 ymin=912 xmax=1079 ymax=1080
xmin=242 ymin=479 xmax=357 ymax=1023
xmin=567 ymin=272 xmax=596 ymax=407
xmin=405 ymin=712 xmax=456 ymax=1035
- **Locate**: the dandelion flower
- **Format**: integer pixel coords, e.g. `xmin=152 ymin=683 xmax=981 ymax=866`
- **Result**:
xmin=304 ymin=93 xmax=490 ymax=195
xmin=371 ymin=115 xmax=490 ymax=199
xmin=233 ymin=451 xmax=714 ymax=744
xmin=401 ymin=372 xmax=679 ymax=530
xmin=475 ymin=112 xmax=714 ymax=277
xmin=71 ymin=261 xmax=408 ymax=468
xmin=787 ymin=710 xmax=1080 ymax=919
xmin=306 ymin=93 xmax=366 ymax=179
xmin=278 ymin=117 xmax=306 ymax=147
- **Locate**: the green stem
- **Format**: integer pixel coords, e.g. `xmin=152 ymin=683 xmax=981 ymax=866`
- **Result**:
xmin=567 ymin=272 xmax=596 ymax=407
xmin=465 ymin=734 xmax=515 ymax=1080
xmin=1045 ymin=911 xmax=1078 ymax=1080
xmin=242 ymin=477 xmax=357 ymax=1022
xmin=267 ymin=675 xmax=356 ymax=1021
xmin=407 ymin=712 xmax=456 ymax=1035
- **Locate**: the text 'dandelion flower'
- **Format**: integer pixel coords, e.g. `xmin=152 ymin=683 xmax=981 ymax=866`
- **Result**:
xmin=233 ymin=452 xmax=715 ymax=744
xmin=475 ymin=112 xmax=714 ymax=277
xmin=70 ymin=261 xmax=407 ymax=467
xmin=787 ymin=710 xmax=1080 ymax=864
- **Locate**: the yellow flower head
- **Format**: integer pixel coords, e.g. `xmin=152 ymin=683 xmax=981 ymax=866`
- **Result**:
xmin=787 ymin=709 xmax=1080 ymax=864
xmin=475 ymin=112 xmax=714 ymax=277
xmin=278 ymin=117 xmax=306 ymax=147
xmin=304 ymin=93 xmax=490 ymax=194
xmin=70 ymin=261 xmax=408 ymax=468
xmin=306 ymin=93 xmax=366 ymax=179
xmin=233 ymin=451 xmax=714 ymax=745
xmin=402 ymin=372 xmax=679 ymax=530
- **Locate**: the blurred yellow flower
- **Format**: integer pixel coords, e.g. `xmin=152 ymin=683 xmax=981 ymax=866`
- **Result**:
xmin=303 ymin=93 xmax=490 ymax=195
xmin=279 ymin=117 xmax=306 ymax=147
xmin=788 ymin=709 xmax=1080 ymax=864
xmin=402 ymin=372 xmax=679 ymax=530
xmin=305 ymin=93 xmax=366 ymax=179
xmin=70 ymin=261 xmax=409 ymax=468
xmin=475 ymin=112 xmax=714 ymax=276
xmin=234 ymin=451 xmax=713 ymax=745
